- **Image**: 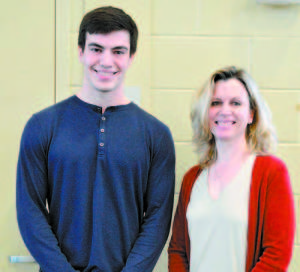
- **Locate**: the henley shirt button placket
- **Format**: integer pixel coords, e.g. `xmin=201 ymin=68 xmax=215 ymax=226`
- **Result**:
xmin=98 ymin=115 xmax=106 ymax=156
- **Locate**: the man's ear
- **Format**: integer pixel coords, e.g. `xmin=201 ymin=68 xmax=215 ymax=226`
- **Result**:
xmin=129 ymin=53 xmax=135 ymax=66
xmin=78 ymin=47 xmax=84 ymax=63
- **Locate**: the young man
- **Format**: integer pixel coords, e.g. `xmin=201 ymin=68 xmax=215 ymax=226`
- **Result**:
xmin=16 ymin=6 xmax=175 ymax=272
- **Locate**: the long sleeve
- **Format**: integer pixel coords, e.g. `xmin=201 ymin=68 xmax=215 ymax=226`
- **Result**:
xmin=168 ymin=184 xmax=190 ymax=272
xmin=121 ymin=128 xmax=176 ymax=272
xmin=168 ymin=166 xmax=200 ymax=272
xmin=16 ymin=116 xmax=77 ymax=272
xmin=249 ymin=158 xmax=295 ymax=272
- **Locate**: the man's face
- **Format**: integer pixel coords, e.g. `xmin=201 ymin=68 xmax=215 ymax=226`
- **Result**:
xmin=79 ymin=30 xmax=134 ymax=95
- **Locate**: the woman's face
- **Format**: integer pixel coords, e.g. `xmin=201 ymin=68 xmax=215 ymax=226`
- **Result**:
xmin=208 ymin=78 xmax=253 ymax=143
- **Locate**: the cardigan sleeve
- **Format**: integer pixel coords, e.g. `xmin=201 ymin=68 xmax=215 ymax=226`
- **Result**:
xmin=168 ymin=166 xmax=200 ymax=272
xmin=168 ymin=183 xmax=189 ymax=271
xmin=251 ymin=159 xmax=295 ymax=271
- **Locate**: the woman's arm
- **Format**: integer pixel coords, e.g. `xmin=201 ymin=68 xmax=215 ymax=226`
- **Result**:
xmin=251 ymin=161 xmax=295 ymax=271
xmin=168 ymin=188 xmax=190 ymax=272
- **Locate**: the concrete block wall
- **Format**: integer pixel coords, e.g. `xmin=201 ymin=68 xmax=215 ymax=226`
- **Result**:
xmin=67 ymin=1 xmax=300 ymax=271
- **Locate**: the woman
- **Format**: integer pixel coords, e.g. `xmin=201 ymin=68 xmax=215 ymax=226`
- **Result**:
xmin=168 ymin=66 xmax=295 ymax=271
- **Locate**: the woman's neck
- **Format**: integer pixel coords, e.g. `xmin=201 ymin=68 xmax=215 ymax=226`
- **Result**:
xmin=215 ymin=138 xmax=251 ymax=165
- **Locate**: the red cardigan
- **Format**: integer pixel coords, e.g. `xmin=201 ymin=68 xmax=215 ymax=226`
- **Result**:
xmin=168 ymin=155 xmax=295 ymax=272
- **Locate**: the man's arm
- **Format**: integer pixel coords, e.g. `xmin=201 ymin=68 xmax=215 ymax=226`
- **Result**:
xmin=121 ymin=127 xmax=176 ymax=272
xmin=16 ymin=115 xmax=77 ymax=272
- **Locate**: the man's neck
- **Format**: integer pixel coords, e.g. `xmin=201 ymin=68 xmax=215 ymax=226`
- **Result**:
xmin=76 ymin=88 xmax=130 ymax=113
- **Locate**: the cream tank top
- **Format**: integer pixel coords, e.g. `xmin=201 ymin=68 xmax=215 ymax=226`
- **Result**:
xmin=186 ymin=155 xmax=256 ymax=272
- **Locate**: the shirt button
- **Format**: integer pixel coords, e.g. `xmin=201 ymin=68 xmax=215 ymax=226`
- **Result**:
xmin=102 ymin=117 xmax=106 ymax=121
xmin=100 ymin=129 xmax=105 ymax=133
xmin=99 ymin=143 xmax=104 ymax=147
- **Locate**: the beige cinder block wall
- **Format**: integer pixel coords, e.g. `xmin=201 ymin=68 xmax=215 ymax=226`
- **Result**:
xmin=65 ymin=1 xmax=300 ymax=271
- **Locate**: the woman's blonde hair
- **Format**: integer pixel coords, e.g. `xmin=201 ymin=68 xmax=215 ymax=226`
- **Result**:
xmin=191 ymin=66 xmax=277 ymax=168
